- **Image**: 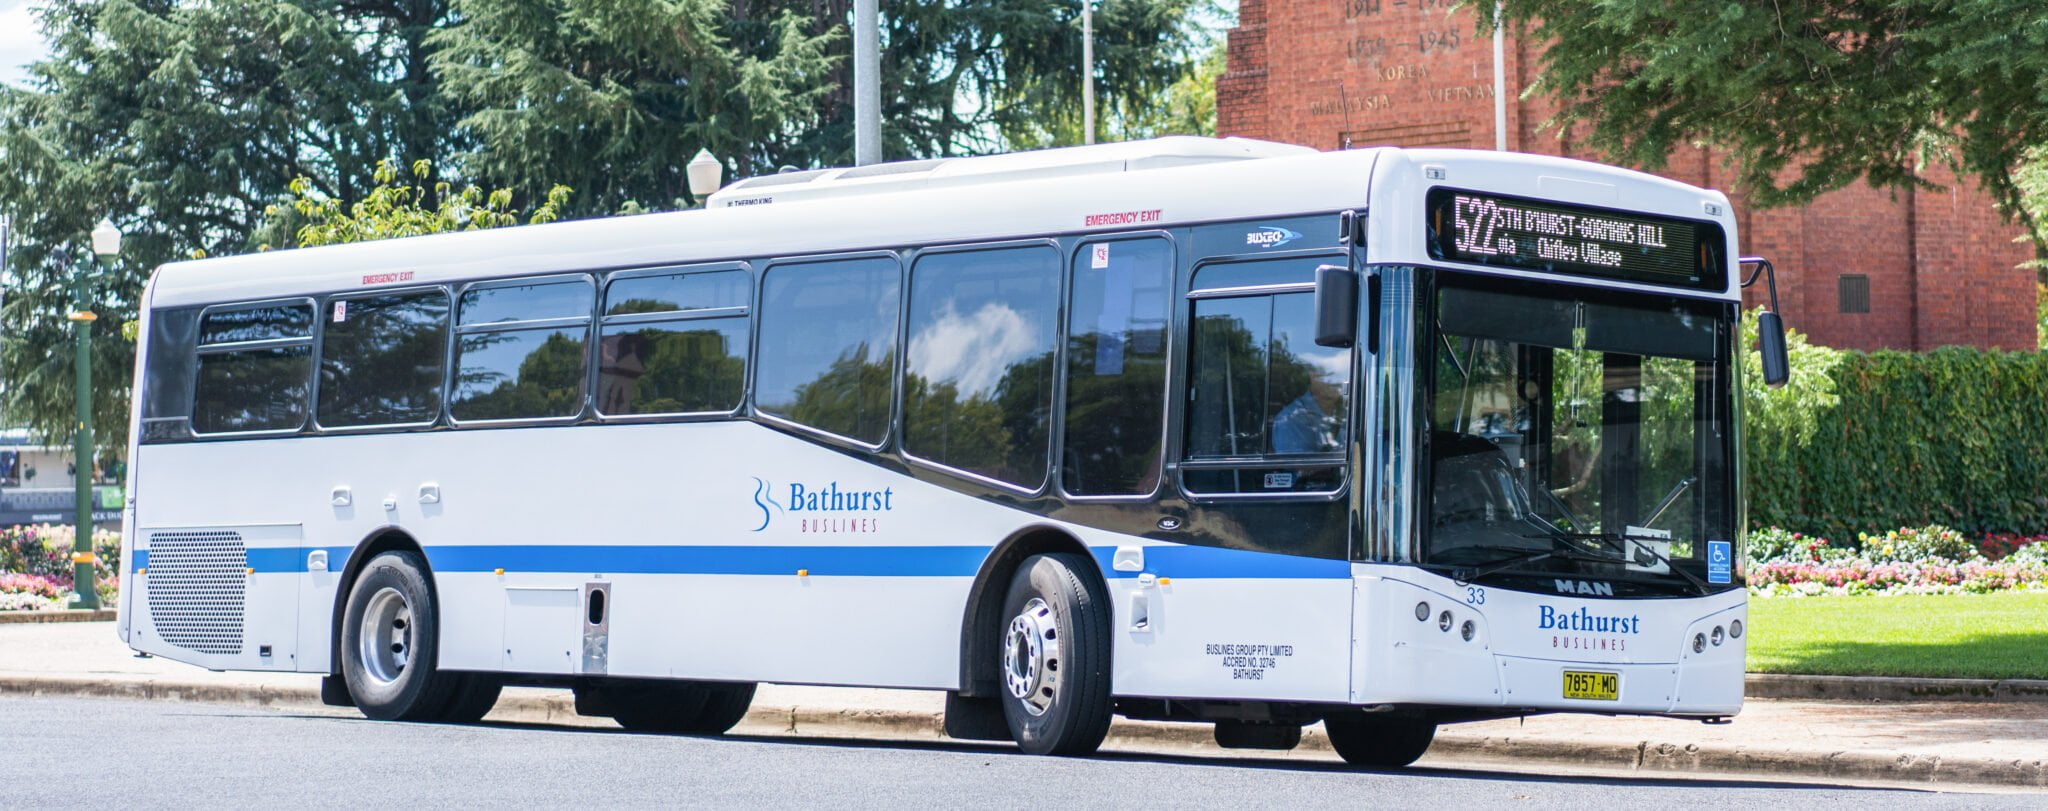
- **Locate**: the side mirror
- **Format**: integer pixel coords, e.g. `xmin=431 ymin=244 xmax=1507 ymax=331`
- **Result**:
xmin=1757 ymin=310 xmax=1789 ymax=387
xmin=1313 ymin=264 xmax=1357 ymax=348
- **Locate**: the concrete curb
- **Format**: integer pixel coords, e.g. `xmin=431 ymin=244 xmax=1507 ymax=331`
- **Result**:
xmin=3 ymin=674 xmax=2042 ymax=788
xmin=1746 ymin=673 xmax=2048 ymax=703
xmin=0 ymin=610 xmax=117 ymax=624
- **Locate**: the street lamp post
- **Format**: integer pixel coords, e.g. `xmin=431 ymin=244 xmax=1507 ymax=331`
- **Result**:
xmin=1082 ymin=0 xmax=1094 ymax=145
xmin=71 ymin=219 xmax=119 ymax=609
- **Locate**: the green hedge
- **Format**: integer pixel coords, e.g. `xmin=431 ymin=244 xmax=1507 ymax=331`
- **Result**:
xmin=1748 ymin=347 xmax=2048 ymax=537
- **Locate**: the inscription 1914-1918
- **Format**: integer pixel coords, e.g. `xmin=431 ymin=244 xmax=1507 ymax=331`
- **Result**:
xmin=1344 ymin=0 xmax=1457 ymax=19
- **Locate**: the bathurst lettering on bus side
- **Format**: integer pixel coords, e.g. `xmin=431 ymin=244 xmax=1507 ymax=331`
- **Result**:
xmin=751 ymin=476 xmax=894 ymax=534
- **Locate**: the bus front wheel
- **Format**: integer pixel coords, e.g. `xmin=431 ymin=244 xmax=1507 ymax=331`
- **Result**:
xmin=339 ymin=550 xmax=472 ymax=721
xmin=997 ymin=553 xmax=1112 ymax=756
xmin=1323 ymin=711 xmax=1436 ymax=768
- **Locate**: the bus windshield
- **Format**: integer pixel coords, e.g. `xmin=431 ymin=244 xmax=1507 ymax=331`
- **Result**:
xmin=1420 ymin=273 xmax=1738 ymax=594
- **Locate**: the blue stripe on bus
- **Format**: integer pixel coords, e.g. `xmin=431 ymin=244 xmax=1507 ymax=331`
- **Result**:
xmin=136 ymin=541 xmax=1350 ymax=580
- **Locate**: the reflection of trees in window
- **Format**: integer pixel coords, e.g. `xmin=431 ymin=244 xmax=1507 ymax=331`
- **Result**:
xmin=319 ymin=292 xmax=449 ymax=426
xmin=193 ymin=304 xmax=314 ymax=433
xmin=1062 ymin=332 xmax=1166 ymax=494
xmin=757 ymin=258 xmax=899 ymax=444
xmin=1188 ymin=295 xmax=1347 ymax=458
xmin=193 ymin=346 xmax=311 ymax=432
xmin=784 ymin=345 xmax=894 ymax=442
xmin=1064 ymin=239 xmax=1171 ymax=496
xmin=904 ymin=247 xmax=1059 ymax=487
xmin=453 ymin=329 xmax=586 ymax=420
xmin=598 ymin=269 xmax=750 ymax=416
xmin=597 ymin=322 xmax=747 ymax=414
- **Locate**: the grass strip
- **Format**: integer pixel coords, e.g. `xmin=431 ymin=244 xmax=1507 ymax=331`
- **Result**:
xmin=1746 ymin=591 xmax=2048 ymax=680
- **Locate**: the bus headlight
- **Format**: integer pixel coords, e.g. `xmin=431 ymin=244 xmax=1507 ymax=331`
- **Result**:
xmin=1729 ymin=619 xmax=1744 ymax=639
xmin=1416 ymin=602 xmax=1431 ymax=622
xmin=1460 ymin=620 xmax=1476 ymax=642
xmin=1711 ymin=625 xmax=1725 ymax=647
xmin=1438 ymin=610 xmax=1454 ymax=632
xmin=1692 ymin=633 xmax=1707 ymax=654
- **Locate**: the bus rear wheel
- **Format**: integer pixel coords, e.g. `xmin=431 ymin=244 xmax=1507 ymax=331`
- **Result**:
xmin=997 ymin=553 xmax=1112 ymax=756
xmin=605 ymin=681 xmax=758 ymax=734
xmin=340 ymin=550 xmax=471 ymax=721
xmin=1322 ymin=711 xmax=1436 ymax=768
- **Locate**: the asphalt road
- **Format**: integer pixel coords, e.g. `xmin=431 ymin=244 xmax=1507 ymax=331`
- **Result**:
xmin=4 ymin=696 xmax=2032 ymax=808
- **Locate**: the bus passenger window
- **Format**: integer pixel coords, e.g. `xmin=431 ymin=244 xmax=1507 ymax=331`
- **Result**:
xmin=192 ymin=302 xmax=315 ymax=434
xmin=451 ymin=277 xmax=594 ymax=422
xmin=1182 ymin=257 xmax=1351 ymax=495
xmin=755 ymin=256 xmax=900 ymax=445
xmin=597 ymin=269 xmax=749 ymax=416
xmin=904 ymin=246 xmax=1060 ymax=488
xmin=318 ymin=289 xmax=450 ymax=428
xmin=1062 ymin=238 xmax=1171 ymax=496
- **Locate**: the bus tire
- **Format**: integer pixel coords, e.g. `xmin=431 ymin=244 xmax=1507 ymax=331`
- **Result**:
xmin=682 ymin=682 xmax=757 ymax=733
xmin=1323 ymin=711 xmax=1436 ymax=768
xmin=339 ymin=550 xmax=466 ymax=721
xmin=997 ymin=552 xmax=1112 ymax=756
xmin=435 ymin=674 xmax=503 ymax=724
xmin=608 ymin=682 xmax=712 ymax=732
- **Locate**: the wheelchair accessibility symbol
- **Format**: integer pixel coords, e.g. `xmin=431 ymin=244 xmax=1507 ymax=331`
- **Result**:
xmin=1706 ymin=540 xmax=1733 ymax=584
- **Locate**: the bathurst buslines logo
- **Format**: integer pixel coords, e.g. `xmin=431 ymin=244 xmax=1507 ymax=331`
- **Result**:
xmin=751 ymin=477 xmax=896 ymax=534
xmin=1245 ymin=224 xmax=1302 ymax=249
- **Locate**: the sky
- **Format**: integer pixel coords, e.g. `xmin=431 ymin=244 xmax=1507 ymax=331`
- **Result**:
xmin=0 ymin=0 xmax=44 ymax=88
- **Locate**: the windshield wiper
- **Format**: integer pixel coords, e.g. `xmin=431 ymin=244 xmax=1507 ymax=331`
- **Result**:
xmin=1451 ymin=539 xmax=1629 ymax=582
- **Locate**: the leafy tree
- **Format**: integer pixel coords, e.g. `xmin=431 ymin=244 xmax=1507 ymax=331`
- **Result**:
xmin=429 ymin=0 xmax=842 ymax=213
xmin=1007 ymin=29 xmax=1224 ymax=148
xmin=2038 ymin=282 xmax=2047 ymax=350
xmin=260 ymin=159 xmax=571 ymax=249
xmin=1490 ymin=0 xmax=2048 ymax=270
xmin=0 ymin=0 xmax=460 ymax=440
xmin=432 ymin=0 xmax=1215 ymax=213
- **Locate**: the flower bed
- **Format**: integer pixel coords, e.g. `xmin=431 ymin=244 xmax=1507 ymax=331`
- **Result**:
xmin=0 ymin=524 xmax=123 ymax=610
xmin=1747 ymin=525 xmax=2048 ymax=597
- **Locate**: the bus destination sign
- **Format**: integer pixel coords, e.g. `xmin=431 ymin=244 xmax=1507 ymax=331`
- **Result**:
xmin=1425 ymin=188 xmax=1726 ymax=291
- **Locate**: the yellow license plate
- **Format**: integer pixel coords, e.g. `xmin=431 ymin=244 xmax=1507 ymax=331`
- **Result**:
xmin=1562 ymin=670 xmax=1620 ymax=701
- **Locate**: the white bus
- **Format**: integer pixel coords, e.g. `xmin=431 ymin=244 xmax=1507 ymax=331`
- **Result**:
xmin=119 ymin=137 xmax=1788 ymax=766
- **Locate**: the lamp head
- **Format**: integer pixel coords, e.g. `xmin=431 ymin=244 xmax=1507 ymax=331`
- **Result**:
xmin=686 ymin=149 xmax=724 ymax=198
xmin=91 ymin=219 xmax=122 ymax=258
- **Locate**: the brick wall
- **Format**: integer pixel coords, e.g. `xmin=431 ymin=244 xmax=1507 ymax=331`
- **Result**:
xmin=1218 ymin=0 xmax=2038 ymax=351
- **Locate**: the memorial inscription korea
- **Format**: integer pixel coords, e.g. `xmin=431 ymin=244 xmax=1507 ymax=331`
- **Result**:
xmin=1218 ymin=0 xmax=2040 ymax=352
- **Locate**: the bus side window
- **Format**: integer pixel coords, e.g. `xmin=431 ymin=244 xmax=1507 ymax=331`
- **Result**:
xmin=451 ymin=276 xmax=594 ymax=423
xmin=903 ymin=245 xmax=1060 ymax=489
xmin=1182 ymin=257 xmax=1351 ymax=496
xmin=754 ymin=256 xmax=900 ymax=445
xmin=1062 ymin=238 xmax=1172 ymax=497
xmin=318 ymin=288 xmax=450 ymax=428
xmin=596 ymin=268 xmax=750 ymax=417
xmin=191 ymin=301 xmax=315 ymax=435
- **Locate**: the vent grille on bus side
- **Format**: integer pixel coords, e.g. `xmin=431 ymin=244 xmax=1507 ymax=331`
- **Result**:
xmin=144 ymin=530 xmax=247 ymax=655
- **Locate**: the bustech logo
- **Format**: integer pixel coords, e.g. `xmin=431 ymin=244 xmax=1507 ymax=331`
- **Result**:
xmin=751 ymin=477 xmax=895 ymax=534
xmin=1245 ymin=225 xmax=1302 ymax=249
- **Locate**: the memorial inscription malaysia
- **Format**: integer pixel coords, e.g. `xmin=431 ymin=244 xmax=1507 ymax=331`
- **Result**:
xmin=1307 ymin=0 xmax=1494 ymax=124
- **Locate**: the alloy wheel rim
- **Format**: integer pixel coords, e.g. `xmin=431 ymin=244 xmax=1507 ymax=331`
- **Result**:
xmin=1002 ymin=597 xmax=1061 ymax=716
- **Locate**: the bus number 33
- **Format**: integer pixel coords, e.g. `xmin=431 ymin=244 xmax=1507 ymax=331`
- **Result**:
xmin=1465 ymin=586 xmax=1486 ymax=605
